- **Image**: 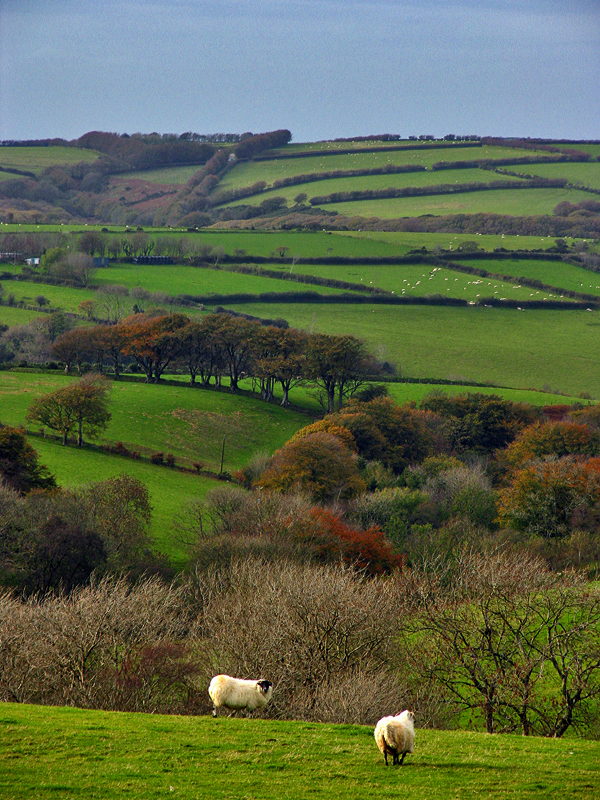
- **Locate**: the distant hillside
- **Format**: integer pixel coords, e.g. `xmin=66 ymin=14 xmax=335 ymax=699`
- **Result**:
xmin=1 ymin=131 xmax=599 ymax=236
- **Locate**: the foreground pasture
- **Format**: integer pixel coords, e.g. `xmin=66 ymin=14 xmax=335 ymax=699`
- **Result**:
xmin=0 ymin=703 xmax=598 ymax=800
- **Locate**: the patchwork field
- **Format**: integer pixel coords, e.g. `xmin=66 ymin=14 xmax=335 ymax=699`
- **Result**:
xmin=2 ymin=136 xmax=600 ymax=572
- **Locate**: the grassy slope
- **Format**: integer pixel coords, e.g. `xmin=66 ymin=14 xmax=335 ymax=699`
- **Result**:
xmin=219 ymin=144 xmax=552 ymax=190
xmin=273 ymin=261 xmax=577 ymax=303
xmin=219 ymin=168 xmax=526 ymax=209
xmin=0 ymin=371 xmax=312 ymax=564
xmin=462 ymin=258 xmax=600 ymax=298
xmin=90 ymin=263 xmax=352 ymax=297
xmin=0 ymin=146 xmax=99 ymax=175
xmin=323 ymin=186 xmax=595 ymax=220
xmin=0 ymin=372 xmax=311 ymax=471
xmin=521 ymin=161 xmax=600 ymax=190
xmin=0 ymin=703 xmax=598 ymax=800
xmin=28 ymin=438 xmax=211 ymax=566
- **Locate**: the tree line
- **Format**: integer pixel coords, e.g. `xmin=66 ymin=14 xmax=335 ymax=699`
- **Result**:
xmin=49 ymin=311 xmax=384 ymax=409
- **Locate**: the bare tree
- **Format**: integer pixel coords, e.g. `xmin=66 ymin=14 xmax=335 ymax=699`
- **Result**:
xmin=401 ymin=549 xmax=600 ymax=736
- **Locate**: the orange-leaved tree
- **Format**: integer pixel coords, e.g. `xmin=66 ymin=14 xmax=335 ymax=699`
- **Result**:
xmin=256 ymin=431 xmax=365 ymax=502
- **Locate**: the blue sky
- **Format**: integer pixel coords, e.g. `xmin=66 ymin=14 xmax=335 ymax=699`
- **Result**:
xmin=1 ymin=0 xmax=598 ymax=143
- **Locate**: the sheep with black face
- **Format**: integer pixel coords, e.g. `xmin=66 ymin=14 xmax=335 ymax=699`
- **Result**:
xmin=208 ymin=674 xmax=273 ymax=717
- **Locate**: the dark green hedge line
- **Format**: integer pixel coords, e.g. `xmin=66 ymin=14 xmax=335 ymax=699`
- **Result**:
xmin=431 ymin=154 xmax=591 ymax=170
xmin=309 ymin=178 xmax=568 ymax=206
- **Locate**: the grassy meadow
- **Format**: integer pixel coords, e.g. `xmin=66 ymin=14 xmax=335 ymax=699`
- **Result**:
xmin=0 ymin=146 xmax=100 ymax=174
xmin=27 ymin=438 xmax=212 ymax=566
xmin=0 ymin=371 xmax=311 ymax=472
xmin=0 ymin=703 xmax=599 ymax=800
xmin=216 ymin=167 xmax=526 ymax=209
xmin=231 ymin=301 xmax=600 ymax=399
xmin=322 ymin=186 xmax=595 ymax=220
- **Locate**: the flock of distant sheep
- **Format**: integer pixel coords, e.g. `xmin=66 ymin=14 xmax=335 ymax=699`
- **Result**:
xmin=208 ymin=674 xmax=415 ymax=766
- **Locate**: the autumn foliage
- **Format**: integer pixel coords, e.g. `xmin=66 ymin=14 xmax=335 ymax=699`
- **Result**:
xmin=298 ymin=507 xmax=404 ymax=576
xmin=256 ymin=432 xmax=365 ymax=502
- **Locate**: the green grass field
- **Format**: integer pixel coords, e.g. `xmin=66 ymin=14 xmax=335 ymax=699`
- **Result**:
xmin=220 ymin=144 xmax=553 ymax=191
xmin=0 ymin=703 xmax=598 ymax=800
xmin=384 ymin=382 xmax=587 ymax=407
xmin=217 ymin=168 xmax=526 ymax=209
xmin=90 ymin=263 xmax=353 ymax=298
xmin=322 ymin=186 xmax=595 ymax=220
xmin=0 ymin=282 xmax=98 ymax=315
xmin=271 ymin=261 xmax=575 ymax=303
xmin=521 ymin=161 xmax=600 ymax=190
xmin=0 ymin=305 xmax=45 ymax=327
xmin=0 ymin=146 xmax=99 ymax=175
xmin=28 ymin=438 xmax=212 ymax=565
xmin=462 ymin=258 xmax=600 ymax=298
xmin=0 ymin=371 xmax=311 ymax=472
xmin=231 ymin=302 xmax=600 ymax=399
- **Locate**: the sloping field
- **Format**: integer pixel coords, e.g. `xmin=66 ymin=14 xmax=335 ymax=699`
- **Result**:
xmin=217 ymin=143 xmax=553 ymax=192
xmin=28 ymin=438 xmax=213 ymax=565
xmin=0 ymin=145 xmax=99 ymax=174
xmin=516 ymin=161 xmax=600 ymax=190
xmin=323 ymin=186 xmax=595 ymax=219
xmin=218 ymin=168 xmax=526 ymax=209
xmin=0 ymin=371 xmax=311 ymax=473
xmin=460 ymin=258 xmax=600 ymax=298
xmin=90 ymin=262 xmax=356 ymax=297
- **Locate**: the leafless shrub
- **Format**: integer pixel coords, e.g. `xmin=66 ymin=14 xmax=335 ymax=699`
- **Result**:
xmin=0 ymin=575 xmax=199 ymax=713
xmin=188 ymin=557 xmax=415 ymax=724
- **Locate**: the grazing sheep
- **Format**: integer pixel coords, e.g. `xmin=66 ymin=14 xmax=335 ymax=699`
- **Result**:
xmin=208 ymin=674 xmax=273 ymax=717
xmin=374 ymin=710 xmax=415 ymax=766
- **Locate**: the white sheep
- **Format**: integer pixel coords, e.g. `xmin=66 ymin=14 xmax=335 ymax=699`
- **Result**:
xmin=208 ymin=674 xmax=273 ymax=717
xmin=374 ymin=710 xmax=415 ymax=766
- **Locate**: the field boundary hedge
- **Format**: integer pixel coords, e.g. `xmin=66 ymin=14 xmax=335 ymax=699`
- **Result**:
xmin=309 ymin=178 xmax=569 ymax=206
xmin=254 ymin=142 xmax=483 ymax=161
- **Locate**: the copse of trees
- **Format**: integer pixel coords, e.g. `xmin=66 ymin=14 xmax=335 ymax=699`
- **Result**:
xmin=49 ymin=312 xmax=384 ymax=407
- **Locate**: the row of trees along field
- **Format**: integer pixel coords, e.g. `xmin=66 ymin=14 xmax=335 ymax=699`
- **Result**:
xmin=3 ymin=372 xmax=600 ymax=732
xmin=47 ymin=312 xmax=385 ymax=409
